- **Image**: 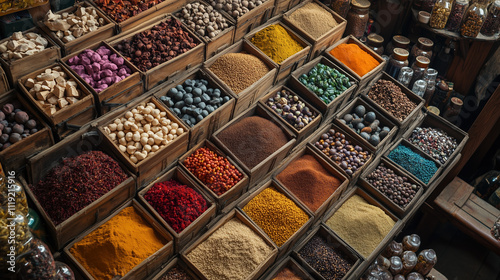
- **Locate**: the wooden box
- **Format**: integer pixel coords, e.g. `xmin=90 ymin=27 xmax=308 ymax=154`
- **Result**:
xmin=333 ymin=96 xmax=398 ymax=155
xmin=138 ymin=166 xmax=217 ymax=253
xmin=24 ymin=128 xmax=136 ymax=250
xmin=63 ymin=199 xmax=174 ymax=280
xmin=0 ymin=27 xmax=61 ymax=86
xmin=154 ymin=68 xmax=235 ymax=149
xmin=361 ymin=71 xmax=425 ymax=133
xmin=211 ymin=103 xmax=296 ymax=188
xmin=272 ymin=145 xmax=349 ymax=221
xmin=261 ymin=256 xmax=314 ymax=280
xmin=245 ymin=21 xmax=311 ymax=84
xmin=283 ymin=0 xmax=347 ymax=60
xmin=289 ymin=55 xmax=358 ymax=123
xmin=238 ymin=180 xmax=313 ymax=259
xmin=179 ymin=139 xmax=249 ymax=213
xmin=259 ymin=84 xmax=322 ymax=143
xmin=151 ymin=257 xmax=201 ymax=280
xmin=204 ymin=39 xmax=277 ymax=118
xmin=18 ymin=62 xmax=97 ymax=140
xmin=181 ymin=209 xmax=278 ymax=280
xmin=271 ymin=0 xmax=293 ymax=17
xmin=291 ymin=224 xmax=362 ymax=280
xmin=231 ymin=0 xmax=275 ymax=42
xmin=0 ymin=90 xmax=54 ymax=172
xmin=0 ymin=66 xmax=9 ymax=94
xmin=324 ymin=35 xmax=386 ymax=94
xmin=61 ymin=41 xmax=143 ymax=104
xmin=383 ymin=138 xmax=443 ymax=188
xmin=97 ymin=96 xmax=189 ymax=188
xmin=37 ymin=1 xmax=115 ymax=56
xmin=100 ymin=81 xmax=145 ymax=115
xmin=359 ymin=156 xmax=424 ymax=219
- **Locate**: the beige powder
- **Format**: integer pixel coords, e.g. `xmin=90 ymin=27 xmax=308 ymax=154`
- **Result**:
xmin=288 ymin=3 xmax=338 ymax=39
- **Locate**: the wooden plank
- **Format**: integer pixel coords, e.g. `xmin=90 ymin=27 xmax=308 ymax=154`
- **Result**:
xmin=463 ymin=199 xmax=497 ymax=228
xmin=468 ymin=194 xmax=500 ymax=217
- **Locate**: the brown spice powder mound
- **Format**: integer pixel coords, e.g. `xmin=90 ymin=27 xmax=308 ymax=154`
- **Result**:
xmin=216 ymin=116 xmax=289 ymax=169
xmin=209 ymin=53 xmax=270 ymax=94
xmin=288 ymin=2 xmax=338 ymax=39
xmin=367 ymin=79 xmax=417 ymax=122
xmin=272 ymin=267 xmax=303 ymax=280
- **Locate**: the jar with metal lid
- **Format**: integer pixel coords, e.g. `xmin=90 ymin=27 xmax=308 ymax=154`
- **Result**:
xmin=330 ymin=0 xmax=351 ymax=18
xmin=409 ymin=56 xmax=431 ymax=88
xmin=387 ymin=48 xmax=409 ymax=79
xmin=385 ymin=35 xmax=410 ymax=56
xmin=345 ymin=0 xmax=371 ymax=38
xmin=421 ymin=0 xmax=438 ymax=13
xmin=446 ymin=0 xmax=469 ymax=31
xmin=429 ymin=0 xmax=453 ymax=29
xmin=366 ymin=33 xmax=384 ymax=55
xmin=402 ymin=234 xmax=421 ymax=252
xmin=414 ymin=249 xmax=437 ymax=276
xmin=410 ymin=37 xmax=434 ymax=63
xmin=481 ymin=0 xmax=500 ymax=36
xmin=461 ymin=0 xmax=488 ymax=37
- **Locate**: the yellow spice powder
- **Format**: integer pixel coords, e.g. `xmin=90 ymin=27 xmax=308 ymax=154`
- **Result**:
xmin=251 ymin=24 xmax=303 ymax=64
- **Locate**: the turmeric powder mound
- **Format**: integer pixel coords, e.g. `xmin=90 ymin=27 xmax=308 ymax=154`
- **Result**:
xmin=251 ymin=24 xmax=304 ymax=64
xmin=325 ymin=194 xmax=395 ymax=258
xmin=329 ymin=43 xmax=380 ymax=77
xmin=70 ymin=206 xmax=166 ymax=280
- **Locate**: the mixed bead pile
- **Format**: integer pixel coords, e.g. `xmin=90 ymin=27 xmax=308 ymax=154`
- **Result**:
xmin=408 ymin=127 xmax=458 ymax=164
xmin=265 ymin=89 xmax=317 ymax=130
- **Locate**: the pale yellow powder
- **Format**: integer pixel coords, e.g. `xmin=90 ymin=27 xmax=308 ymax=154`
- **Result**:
xmin=288 ymin=3 xmax=338 ymax=39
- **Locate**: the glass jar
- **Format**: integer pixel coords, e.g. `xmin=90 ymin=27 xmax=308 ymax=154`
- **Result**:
xmin=410 ymin=56 xmax=431 ymax=88
xmin=382 ymin=240 xmax=404 ymax=258
xmin=410 ymin=37 xmax=434 ymax=63
xmin=366 ymin=33 xmax=384 ymax=55
xmin=414 ymin=249 xmax=437 ymax=276
xmin=1 ymin=210 xmax=33 ymax=272
xmin=401 ymin=251 xmax=418 ymax=275
xmin=403 ymin=234 xmax=421 ymax=252
xmin=481 ymin=0 xmax=500 ymax=36
xmin=407 ymin=272 xmax=425 ymax=280
xmin=423 ymin=68 xmax=438 ymax=106
xmin=473 ymin=170 xmax=500 ymax=199
xmin=422 ymin=0 xmax=438 ymax=12
xmin=443 ymin=96 xmax=464 ymax=122
xmin=446 ymin=0 xmax=469 ymax=31
xmin=412 ymin=80 xmax=428 ymax=97
xmin=461 ymin=0 xmax=488 ymax=37
xmin=345 ymin=0 xmax=371 ymax=38
xmin=385 ymin=35 xmax=411 ymax=56
xmin=430 ymin=0 xmax=453 ymax=29
xmin=18 ymin=239 xmax=58 ymax=279
xmin=387 ymin=48 xmax=409 ymax=79
xmin=398 ymin=67 xmax=414 ymax=87
xmin=389 ymin=256 xmax=403 ymax=275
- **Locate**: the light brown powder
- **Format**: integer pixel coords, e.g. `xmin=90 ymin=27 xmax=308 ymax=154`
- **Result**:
xmin=288 ymin=3 xmax=338 ymax=39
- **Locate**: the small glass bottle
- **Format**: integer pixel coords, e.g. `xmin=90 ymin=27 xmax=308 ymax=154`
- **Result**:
xmin=331 ymin=0 xmax=352 ymax=19
xmin=423 ymin=68 xmax=438 ymax=106
xmin=389 ymin=256 xmax=403 ymax=275
xmin=446 ymin=0 xmax=470 ymax=31
xmin=407 ymin=272 xmax=426 ymax=280
xmin=422 ymin=0 xmax=438 ymax=13
xmin=430 ymin=0 xmax=453 ymax=29
xmin=398 ymin=67 xmax=414 ymax=88
xmin=382 ymin=240 xmax=404 ymax=258
xmin=410 ymin=37 xmax=434 ymax=64
xmin=402 ymin=234 xmax=421 ymax=252
xmin=385 ymin=35 xmax=411 ymax=56
xmin=412 ymin=79 xmax=428 ymax=97
xmin=481 ymin=0 xmax=500 ymax=36
xmin=414 ymin=249 xmax=438 ymax=276
xmin=401 ymin=251 xmax=418 ymax=275
xmin=387 ymin=48 xmax=409 ymax=79
xmin=443 ymin=96 xmax=464 ymax=122
xmin=409 ymin=56 xmax=431 ymax=88
xmin=345 ymin=0 xmax=371 ymax=38
xmin=461 ymin=0 xmax=488 ymax=37
xmin=366 ymin=33 xmax=385 ymax=56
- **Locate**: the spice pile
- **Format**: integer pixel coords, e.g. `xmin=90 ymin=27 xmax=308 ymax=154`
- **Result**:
xmin=273 ymin=267 xmax=302 ymax=280
xmin=216 ymin=116 xmax=289 ymax=169
xmin=183 ymin=146 xmax=244 ymax=196
xmin=43 ymin=7 xmax=105 ymax=42
xmin=0 ymin=101 xmax=39 ymax=150
xmin=70 ymin=206 xmax=165 ymax=280
xmin=177 ymin=2 xmax=230 ymax=39
xmin=0 ymin=31 xmax=48 ymax=61
xmin=31 ymin=150 xmax=128 ymax=225
xmin=93 ymin=0 xmax=164 ymax=23
xmin=209 ymin=53 xmax=270 ymax=94
xmin=387 ymin=144 xmax=438 ymax=184
xmin=186 ymin=218 xmax=273 ymax=280
xmin=329 ymin=43 xmax=379 ymax=77
xmin=160 ymin=265 xmax=193 ymax=280
xmin=243 ymin=187 xmax=309 ymax=247
xmin=408 ymin=127 xmax=458 ymax=164
xmin=298 ymin=63 xmax=352 ymax=104
xmin=209 ymin=0 xmax=268 ymax=18
xmin=144 ymin=179 xmax=208 ymax=233
xmin=115 ymin=18 xmax=198 ymax=72
xmin=277 ymin=154 xmax=341 ymax=212
xmin=326 ymin=194 xmax=395 ymax=257
xmin=287 ymin=3 xmax=338 ymax=39
xmin=339 ymin=104 xmax=391 ymax=146
xmin=265 ymin=89 xmax=317 ymax=130
xmin=367 ymin=79 xmax=417 ymax=122
xmin=298 ymin=235 xmax=354 ymax=279
xmin=251 ymin=24 xmax=303 ymax=64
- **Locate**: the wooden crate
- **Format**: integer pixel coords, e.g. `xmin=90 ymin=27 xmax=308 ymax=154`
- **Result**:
xmin=97 ymin=96 xmax=189 ymax=188
xmin=154 ymin=68 xmax=235 ymax=149
xmin=245 ymin=21 xmax=311 ymax=84
xmin=17 ymin=62 xmax=97 ymax=140
xmin=100 ymin=81 xmax=145 ymax=115
xmin=271 ymin=0 xmax=292 ymax=16
xmin=178 ymin=139 xmax=249 ymax=213
xmin=0 ymin=66 xmax=9 ymax=94
xmin=0 ymin=90 xmax=54 ymax=172
xmin=333 ymin=96 xmax=398 ymax=155
xmin=358 ymin=156 xmax=425 ymax=219
xmin=37 ymin=1 xmax=115 ymax=56
xmin=308 ymin=122 xmax=375 ymax=184
xmin=258 ymin=84 xmax=322 ymax=143
xmin=321 ymin=186 xmax=402 ymax=261
xmin=107 ymin=14 xmax=205 ymax=90
xmin=324 ymin=35 xmax=386 ymax=94
xmin=291 ymin=224 xmax=362 ymax=280
xmin=204 ymin=39 xmax=277 ymax=118
xmin=383 ymin=138 xmax=443 ymax=188
xmin=283 ymin=0 xmax=347 ymax=60
xmin=272 ymin=145 xmax=349 ymax=222
xmin=151 ymin=257 xmax=201 ymax=280
xmin=181 ymin=208 xmax=278 ymax=280
xmin=211 ymin=103 xmax=296 ymax=188
xmin=361 ymin=71 xmax=425 ymax=134
xmin=24 ymin=128 xmax=136 ymax=250
xmin=63 ymin=199 xmax=174 ymax=280
xmin=138 ymin=166 xmax=217 ymax=253
xmin=261 ymin=256 xmax=314 ymax=280
xmin=0 ymin=27 xmax=61 ymax=86
xmin=230 ymin=0 xmax=275 ymax=42
xmin=289 ymin=55 xmax=358 ymax=123
xmin=61 ymin=41 xmax=143 ymax=104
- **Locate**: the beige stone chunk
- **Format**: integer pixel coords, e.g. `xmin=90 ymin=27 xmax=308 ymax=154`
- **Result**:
xmin=36 ymin=90 xmax=51 ymax=101
xmin=39 ymin=73 xmax=54 ymax=81
xmin=33 ymin=84 xmax=42 ymax=92
xmin=66 ymin=85 xmax=79 ymax=97
xmin=54 ymin=85 xmax=65 ymax=98
xmin=47 ymin=96 xmax=58 ymax=105
xmin=55 ymin=76 xmax=66 ymax=86
xmin=6 ymin=40 xmax=18 ymax=51
xmin=11 ymin=32 xmax=23 ymax=40
xmin=25 ymin=32 xmax=38 ymax=40
xmin=58 ymin=98 xmax=69 ymax=108
xmin=42 ymin=80 xmax=56 ymax=88
xmin=66 ymin=97 xmax=79 ymax=105
xmin=24 ymin=78 xmax=35 ymax=88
